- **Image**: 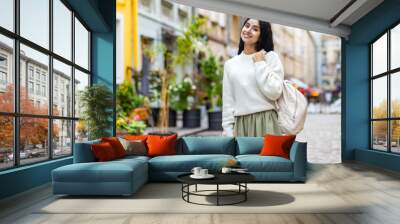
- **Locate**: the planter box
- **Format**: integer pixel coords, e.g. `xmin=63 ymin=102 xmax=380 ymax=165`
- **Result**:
xmin=183 ymin=109 xmax=201 ymax=128
xmin=208 ymin=111 xmax=223 ymax=130
xmin=151 ymin=108 xmax=177 ymax=127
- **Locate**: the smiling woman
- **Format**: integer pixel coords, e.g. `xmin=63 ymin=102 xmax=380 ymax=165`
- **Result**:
xmin=222 ymin=18 xmax=284 ymax=137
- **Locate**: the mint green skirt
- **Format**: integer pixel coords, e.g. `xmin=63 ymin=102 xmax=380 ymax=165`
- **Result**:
xmin=234 ymin=110 xmax=282 ymax=137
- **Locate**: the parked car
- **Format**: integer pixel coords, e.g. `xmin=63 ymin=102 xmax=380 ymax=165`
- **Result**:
xmin=8 ymin=150 xmax=32 ymax=160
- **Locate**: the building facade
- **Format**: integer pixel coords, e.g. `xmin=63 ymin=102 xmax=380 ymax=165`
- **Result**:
xmin=0 ymin=41 xmax=76 ymax=157
xmin=320 ymin=34 xmax=341 ymax=102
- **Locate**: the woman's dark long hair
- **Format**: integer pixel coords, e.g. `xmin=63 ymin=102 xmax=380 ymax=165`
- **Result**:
xmin=238 ymin=18 xmax=274 ymax=55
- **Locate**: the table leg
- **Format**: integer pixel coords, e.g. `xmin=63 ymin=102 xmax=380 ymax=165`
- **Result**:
xmin=217 ymin=184 xmax=219 ymax=206
xmin=181 ymin=184 xmax=183 ymax=199
xmin=245 ymin=183 xmax=247 ymax=201
xmin=187 ymin=184 xmax=190 ymax=202
xmin=195 ymin=184 xmax=197 ymax=192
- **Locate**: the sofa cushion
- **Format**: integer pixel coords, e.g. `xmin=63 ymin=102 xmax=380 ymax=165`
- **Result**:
xmin=260 ymin=134 xmax=296 ymax=159
xmin=236 ymin=137 xmax=264 ymax=155
xmin=125 ymin=135 xmax=148 ymax=141
xmin=115 ymin=155 xmax=150 ymax=164
xmin=147 ymin=134 xmax=177 ymax=157
xmin=236 ymin=155 xmax=293 ymax=172
xmin=119 ymin=138 xmax=147 ymax=156
xmin=149 ymin=154 xmax=235 ymax=172
xmin=52 ymin=159 xmax=147 ymax=183
xmin=180 ymin=137 xmax=235 ymax=155
xmin=101 ymin=137 xmax=127 ymax=158
xmin=91 ymin=142 xmax=118 ymax=161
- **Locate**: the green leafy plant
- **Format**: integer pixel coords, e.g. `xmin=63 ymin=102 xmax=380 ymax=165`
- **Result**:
xmin=116 ymin=80 xmax=145 ymax=118
xmin=174 ymin=16 xmax=207 ymax=66
xmin=148 ymin=70 xmax=162 ymax=106
xmin=169 ymin=77 xmax=196 ymax=111
xmin=79 ymin=84 xmax=113 ymax=140
xmin=200 ymin=53 xmax=223 ymax=111
xmin=117 ymin=117 xmax=146 ymax=135
xmin=144 ymin=17 xmax=206 ymax=128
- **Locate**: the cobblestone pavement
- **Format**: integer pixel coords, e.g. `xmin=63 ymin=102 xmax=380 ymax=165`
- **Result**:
xmin=193 ymin=113 xmax=342 ymax=164
xmin=296 ymin=113 xmax=341 ymax=164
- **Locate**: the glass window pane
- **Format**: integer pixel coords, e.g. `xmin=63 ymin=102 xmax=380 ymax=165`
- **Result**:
xmin=372 ymin=77 xmax=387 ymax=119
xmin=20 ymin=0 xmax=49 ymax=49
xmin=74 ymin=69 xmax=89 ymax=118
xmin=372 ymin=33 xmax=387 ymax=76
xmin=53 ymin=119 xmax=72 ymax=157
xmin=75 ymin=18 xmax=89 ymax=70
xmin=372 ymin=121 xmax=388 ymax=151
xmin=0 ymin=116 xmax=14 ymax=170
xmin=391 ymin=24 xmax=400 ymax=70
xmin=20 ymin=44 xmax=49 ymax=115
xmin=53 ymin=59 xmax=72 ymax=117
xmin=0 ymin=35 xmax=14 ymax=112
xmin=53 ymin=0 xmax=72 ymax=60
xmin=391 ymin=120 xmax=400 ymax=153
xmin=391 ymin=72 xmax=400 ymax=118
xmin=20 ymin=117 xmax=49 ymax=165
xmin=0 ymin=0 xmax=14 ymax=31
xmin=75 ymin=120 xmax=88 ymax=143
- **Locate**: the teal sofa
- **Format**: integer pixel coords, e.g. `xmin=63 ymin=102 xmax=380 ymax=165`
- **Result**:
xmin=52 ymin=137 xmax=307 ymax=196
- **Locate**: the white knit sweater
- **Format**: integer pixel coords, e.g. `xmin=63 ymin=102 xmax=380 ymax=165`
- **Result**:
xmin=222 ymin=50 xmax=284 ymax=137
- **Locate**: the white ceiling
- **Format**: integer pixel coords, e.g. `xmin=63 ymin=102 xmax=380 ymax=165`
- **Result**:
xmin=170 ymin=0 xmax=384 ymax=38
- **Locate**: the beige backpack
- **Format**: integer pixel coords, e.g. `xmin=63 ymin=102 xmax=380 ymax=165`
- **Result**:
xmin=276 ymin=80 xmax=308 ymax=135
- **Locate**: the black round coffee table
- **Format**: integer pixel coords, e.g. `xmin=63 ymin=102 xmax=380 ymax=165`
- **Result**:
xmin=177 ymin=173 xmax=255 ymax=206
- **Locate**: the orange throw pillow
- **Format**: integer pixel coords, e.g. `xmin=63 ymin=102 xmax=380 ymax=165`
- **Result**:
xmin=101 ymin=137 xmax=126 ymax=158
xmin=260 ymin=134 xmax=296 ymax=159
xmin=91 ymin=142 xmax=117 ymax=161
xmin=124 ymin=135 xmax=148 ymax=142
xmin=146 ymin=134 xmax=177 ymax=157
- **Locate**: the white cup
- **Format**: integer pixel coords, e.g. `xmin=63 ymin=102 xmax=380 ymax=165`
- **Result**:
xmin=221 ymin=167 xmax=232 ymax=174
xmin=191 ymin=167 xmax=202 ymax=176
xmin=200 ymin=169 xmax=208 ymax=176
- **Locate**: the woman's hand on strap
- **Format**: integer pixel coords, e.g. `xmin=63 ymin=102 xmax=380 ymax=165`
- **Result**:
xmin=253 ymin=49 xmax=267 ymax=62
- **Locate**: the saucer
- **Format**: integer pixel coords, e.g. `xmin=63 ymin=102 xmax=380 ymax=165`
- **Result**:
xmin=190 ymin=174 xmax=215 ymax=179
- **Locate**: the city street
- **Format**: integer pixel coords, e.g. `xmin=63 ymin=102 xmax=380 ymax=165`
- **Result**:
xmin=194 ymin=113 xmax=342 ymax=164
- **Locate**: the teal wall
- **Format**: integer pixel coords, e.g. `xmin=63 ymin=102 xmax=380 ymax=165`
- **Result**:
xmin=343 ymin=0 xmax=400 ymax=171
xmin=0 ymin=158 xmax=72 ymax=199
xmin=92 ymin=31 xmax=116 ymax=135
xmin=0 ymin=0 xmax=116 ymax=200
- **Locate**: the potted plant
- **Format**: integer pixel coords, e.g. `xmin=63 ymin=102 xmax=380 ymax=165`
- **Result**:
xmin=149 ymin=70 xmax=177 ymax=127
xmin=200 ymin=53 xmax=223 ymax=130
xmin=79 ymin=84 xmax=113 ymax=140
xmin=148 ymin=17 xmax=207 ymax=130
xmin=169 ymin=77 xmax=201 ymax=128
xmin=172 ymin=17 xmax=206 ymax=129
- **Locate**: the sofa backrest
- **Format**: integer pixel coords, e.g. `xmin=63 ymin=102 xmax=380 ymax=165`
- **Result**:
xmin=235 ymin=137 xmax=264 ymax=155
xmin=74 ymin=136 xmax=267 ymax=161
xmin=178 ymin=136 xmax=236 ymax=155
xmin=73 ymin=139 xmax=101 ymax=163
